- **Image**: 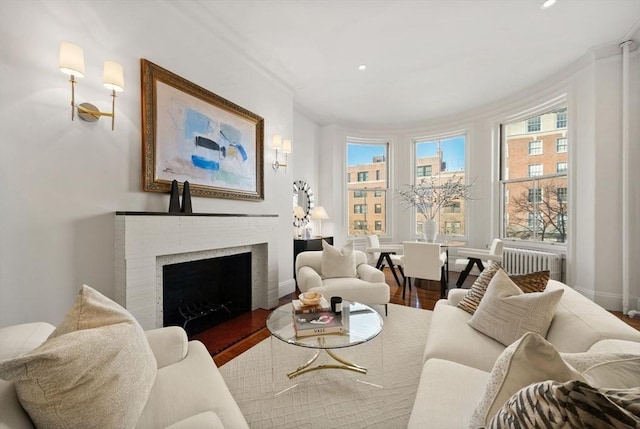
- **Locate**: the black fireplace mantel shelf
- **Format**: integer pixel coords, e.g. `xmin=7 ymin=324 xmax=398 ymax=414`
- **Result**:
xmin=116 ymin=211 xmax=278 ymax=218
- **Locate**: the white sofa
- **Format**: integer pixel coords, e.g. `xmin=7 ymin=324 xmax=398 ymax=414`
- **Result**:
xmin=0 ymin=323 xmax=249 ymax=429
xmin=295 ymin=249 xmax=390 ymax=313
xmin=408 ymin=280 xmax=640 ymax=428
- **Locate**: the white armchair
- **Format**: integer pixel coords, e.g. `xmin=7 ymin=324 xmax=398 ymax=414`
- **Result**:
xmin=454 ymin=238 xmax=504 ymax=286
xmin=295 ymin=250 xmax=390 ymax=315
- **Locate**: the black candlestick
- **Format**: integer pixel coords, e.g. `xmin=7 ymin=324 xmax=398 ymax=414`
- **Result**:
xmin=169 ymin=180 xmax=180 ymax=213
xmin=181 ymin=181 xmax=193 ymax=214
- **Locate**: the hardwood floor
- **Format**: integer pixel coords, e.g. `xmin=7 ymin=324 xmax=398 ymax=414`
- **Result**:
xmin=210 ymin=268 xmax=640 ymax=366
xmin=612 ymin=311 xmax=640 ymax=331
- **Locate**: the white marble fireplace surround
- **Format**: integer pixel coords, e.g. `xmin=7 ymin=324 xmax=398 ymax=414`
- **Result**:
xmin=115 ymin=212 xmax=279 ymax=330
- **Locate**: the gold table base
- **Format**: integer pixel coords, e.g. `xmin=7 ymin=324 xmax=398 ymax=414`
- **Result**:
xmin=287 ymin=336 xmax=367 ymax=379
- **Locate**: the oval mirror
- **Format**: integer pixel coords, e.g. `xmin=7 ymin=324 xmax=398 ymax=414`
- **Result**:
xmin=293 ymin=180 xmax=314 ymax=227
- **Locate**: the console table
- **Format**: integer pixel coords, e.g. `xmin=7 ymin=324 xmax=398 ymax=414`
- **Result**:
xmin=293 ymin=236 xmax=333 ymax=276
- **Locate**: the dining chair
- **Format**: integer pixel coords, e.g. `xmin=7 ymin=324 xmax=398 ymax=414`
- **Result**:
xmin=401 ymin=242 xmax=447 ymax=299
xmin=365 ymin=234 xmax=404 ymax=287
xmin=365 ymin=234 xmax=383 ymax=266
xmin=453 ymin=238 xmax=504 ymax=286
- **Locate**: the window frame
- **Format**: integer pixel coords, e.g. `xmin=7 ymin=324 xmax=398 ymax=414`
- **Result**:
xmin=556 ymin=137 xmax=568 ymax=153
xmin=527 ymin=188 xmax=543 ymax=204
xmin=556 ymin=109 xmax=567 ymax=128
xmin=528 ymin=164 xmax=543 ymax=177
xmin=416 ymin=165 xmax=432 ymax=177
xmin=498 ymin=97 xmax=569 ymax=250
xmin=411 ymin=130 xmax=469 ymax=240
xmin=353 ymin=220 xmax=368 ymax=231
xmin=345 ymin=138 xmax=391 ymax=237
xmin=353 ymin=204 xmax=368 ymax=214
xmin=557 ymin=162 xmax=568 ymax=173
xmin=557 ymin=187 xmax=567 ymax=203
xmin=527 ymin=116 xmax=541 ymax=132
xmin=528 ymin=140 xmax=543 ymax=155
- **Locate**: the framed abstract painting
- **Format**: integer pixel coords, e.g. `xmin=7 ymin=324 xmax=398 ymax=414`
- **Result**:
xmin=141 ymin=59 xmax=264 ymax=201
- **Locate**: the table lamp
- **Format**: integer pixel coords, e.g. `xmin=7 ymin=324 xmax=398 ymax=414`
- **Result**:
xmin=310 ymin=206 xmax=329 ymax=237
xmin=293 ymin=206 xmax=305 ymax=238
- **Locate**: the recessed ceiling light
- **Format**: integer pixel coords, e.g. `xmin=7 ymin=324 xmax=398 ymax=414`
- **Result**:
xmin=541 ymin=0 xmax=557 ymax=9
xmin=358 ymin=64 xmax=367 ymax=71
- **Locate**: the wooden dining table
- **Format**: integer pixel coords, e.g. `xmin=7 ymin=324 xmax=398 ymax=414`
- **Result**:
xmin=366 ymin=240 xmax=466 ymax=286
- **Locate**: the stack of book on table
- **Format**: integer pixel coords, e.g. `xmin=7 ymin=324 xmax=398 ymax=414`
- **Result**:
xmin=292 ymin=311 xmax=345 ymax=337
xmin=291 ymin=296 xmax=344 ymax=338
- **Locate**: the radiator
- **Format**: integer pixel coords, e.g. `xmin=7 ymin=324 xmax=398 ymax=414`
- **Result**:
xmin=503 ymin=248 xmax=564 ymax=281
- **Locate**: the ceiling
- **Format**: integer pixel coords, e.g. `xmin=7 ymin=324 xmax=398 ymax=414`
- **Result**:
xmin=194 ymin=0 xmax=639 ymax=127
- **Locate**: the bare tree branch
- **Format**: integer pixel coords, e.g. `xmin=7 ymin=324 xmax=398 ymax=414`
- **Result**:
xmin=507 ymin=180 xmax=567 ymax=242
xmin=397 ymin=174 xmax=473 ymax=220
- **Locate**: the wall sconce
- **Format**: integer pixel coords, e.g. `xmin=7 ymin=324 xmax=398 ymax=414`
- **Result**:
xmin=272 ymin=134 xmax=291 ymax=171
xmin=59 ymin=41 xmax=124 ymax=130
xmin=310 ymin=206 xmax=329 ymax=237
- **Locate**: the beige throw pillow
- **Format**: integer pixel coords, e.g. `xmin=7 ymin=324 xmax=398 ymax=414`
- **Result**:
xmin=561 ymin=353 xmax=640 ymax=389
xmin=0 ymin=285 xmax=157 ymax=429
xmin=321 ymin=240 xmax=357 ymax=279
xmin=469 ymin=332 xmax=585 ymax=428
xmin=457 ymin=263 xmax=550 ymax=315
xmin=467 ymin=269 xmax=563 ymax=346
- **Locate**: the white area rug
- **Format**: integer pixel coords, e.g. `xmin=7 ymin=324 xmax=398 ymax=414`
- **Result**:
xmin=219 ymin=304 xmax=432 ymax=428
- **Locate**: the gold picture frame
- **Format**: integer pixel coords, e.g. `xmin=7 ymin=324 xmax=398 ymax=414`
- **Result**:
xmin=141 ymin=59 xmax=264 ymax=201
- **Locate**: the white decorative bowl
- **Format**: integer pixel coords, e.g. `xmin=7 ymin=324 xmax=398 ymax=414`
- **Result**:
xmin=299 ymin=292 xmax=323 ymax=306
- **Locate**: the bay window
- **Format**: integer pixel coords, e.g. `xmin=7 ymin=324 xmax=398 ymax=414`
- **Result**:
xmin=346 ymin=139 xmax=389 ymax=236
xmin=413 ymin=133 xmax=467 ymax=238
xmin=500 ymin=105 xmax=569 ymax=244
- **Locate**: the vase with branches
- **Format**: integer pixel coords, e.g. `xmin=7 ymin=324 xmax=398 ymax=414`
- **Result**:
xmin=396 ymin=174 xmax=473 ymax=240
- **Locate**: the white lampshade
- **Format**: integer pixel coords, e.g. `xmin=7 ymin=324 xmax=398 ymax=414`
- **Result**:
xmin=293 ymin=206 xmax=305 ymax=218
xmin=310 ymin=206 xmax=329 ymax=220
xmin=103 ymin=61 xmax=124 ymax=92
xmin=272 ymin=134 xmax=283 ymax=149
xmin=59 ymin=42 xmax=85 ymax=77
xmin=282 ymin=139 xmax=292 ymax=154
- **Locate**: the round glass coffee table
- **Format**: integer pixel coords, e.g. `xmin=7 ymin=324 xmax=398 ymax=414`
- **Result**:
xmin=266 ymin=301 xmax=383 ymax=380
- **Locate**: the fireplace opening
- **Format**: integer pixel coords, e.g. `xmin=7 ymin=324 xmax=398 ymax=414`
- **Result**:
xmin=163 ymin=252 xmax=252 ymax=336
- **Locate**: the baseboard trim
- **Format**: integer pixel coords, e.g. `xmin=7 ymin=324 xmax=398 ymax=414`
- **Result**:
xmin=278 ymin=278 xmax=296 ymax=298
xmin=573 ymin=286 xmax=639 ymax=312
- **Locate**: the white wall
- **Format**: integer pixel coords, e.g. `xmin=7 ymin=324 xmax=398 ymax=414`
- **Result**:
xmin=316 ymin=47 xmax=640 ymax=311
xmin=0 ymin=1 xmax=296 ymax=327
xmin=291 ymin=111 xmax=324 ymax=238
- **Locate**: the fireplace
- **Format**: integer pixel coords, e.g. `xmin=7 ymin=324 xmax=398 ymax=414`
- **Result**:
xmin=162 ymin=253 xmax=252 ymax=335
xmin=115 ymin=212 xmax=279 ymax=330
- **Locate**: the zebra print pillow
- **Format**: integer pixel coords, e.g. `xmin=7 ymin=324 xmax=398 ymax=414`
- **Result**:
xmin=457 ymin=262 xmax=502 ymax=314
xmin=487 ymin=380 xmax=640 ymax=429
xmin=457 ymin=264 xmax=549 ymax=315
